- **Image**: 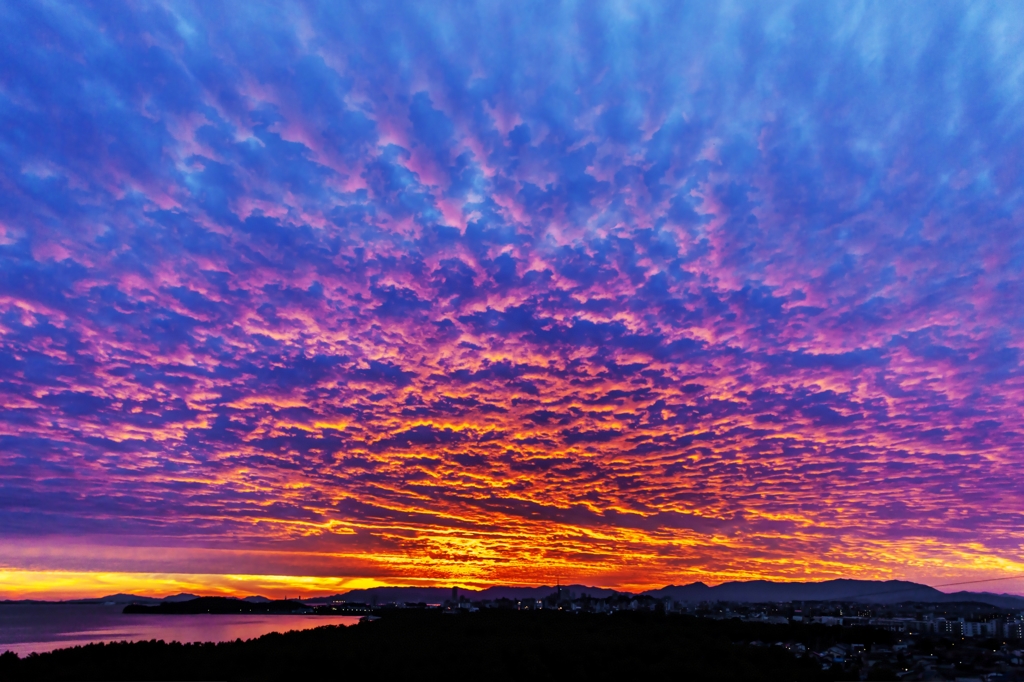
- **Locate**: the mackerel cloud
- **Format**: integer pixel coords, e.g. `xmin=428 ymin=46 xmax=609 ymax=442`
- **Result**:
xmin=2 ymin=1 xmax=1023 ymax=589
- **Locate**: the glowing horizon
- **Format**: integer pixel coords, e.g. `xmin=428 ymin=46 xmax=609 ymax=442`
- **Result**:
xmin=2 ymin=2 xmax=1024 ymax=601
xmin=5 ymin=569 xmax=1022 ymax=604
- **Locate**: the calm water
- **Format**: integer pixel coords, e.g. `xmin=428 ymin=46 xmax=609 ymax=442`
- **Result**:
xmin=0 ymin=603 xmax=361 ymax=657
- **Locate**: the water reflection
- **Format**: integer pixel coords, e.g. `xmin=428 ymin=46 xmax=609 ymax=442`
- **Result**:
xmin=0 ymin=603 xmax=361 ymax=656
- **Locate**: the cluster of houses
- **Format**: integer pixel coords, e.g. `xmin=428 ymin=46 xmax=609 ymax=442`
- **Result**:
xmin=325 ymin=587 xmax=1024 ymax=641
xmin=692 ymin=600 xmax=1024 ymax=639
xmin=837 ymin=615 xmax=1024 ymax=639
xmin=800 ymin=640 xmax=1024 ymax=680
xmin=315 ymin=589 xmax=1024 ymax=679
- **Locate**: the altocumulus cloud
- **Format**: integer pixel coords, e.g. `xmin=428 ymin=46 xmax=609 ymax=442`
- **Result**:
xmin=1 ymin=0 xmax=1023 ymax=589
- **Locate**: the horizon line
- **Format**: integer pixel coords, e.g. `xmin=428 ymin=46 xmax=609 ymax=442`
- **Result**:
xmin=6 ymin=574 xmax=1024 ymax=603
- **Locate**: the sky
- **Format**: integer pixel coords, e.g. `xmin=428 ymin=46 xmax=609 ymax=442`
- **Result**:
xmin=2 ymin=1 xmax=1024 ymax=600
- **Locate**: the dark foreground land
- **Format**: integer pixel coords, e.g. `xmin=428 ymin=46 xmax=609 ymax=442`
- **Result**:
xmin=0 ymin=610 xmax=863 ymax=681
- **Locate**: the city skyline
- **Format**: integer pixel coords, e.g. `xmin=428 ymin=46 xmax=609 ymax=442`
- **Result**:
xmin=2 ymin=1 xmax=1024 ymax=600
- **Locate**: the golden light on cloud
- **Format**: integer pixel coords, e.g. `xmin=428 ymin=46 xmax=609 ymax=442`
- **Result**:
xmin=2 ymin=0 xmax=1024 ymax=603
xmin=0 ymin=571 xmax=388 ymax=602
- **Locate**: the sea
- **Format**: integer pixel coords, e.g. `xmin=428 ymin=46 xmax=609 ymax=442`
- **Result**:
xmin=0 ymin=603 xmax=361 ymax=657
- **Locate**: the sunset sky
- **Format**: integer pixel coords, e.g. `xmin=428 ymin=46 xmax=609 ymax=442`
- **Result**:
xmin=2 ymin=1 xmax=1024 ymax=600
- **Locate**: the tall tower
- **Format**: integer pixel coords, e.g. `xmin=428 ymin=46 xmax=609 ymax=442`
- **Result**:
xmin=452 ymin=586 xmax=458 ymax=603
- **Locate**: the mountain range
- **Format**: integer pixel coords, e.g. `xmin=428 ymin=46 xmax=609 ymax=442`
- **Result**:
xmin=6 ymin=579 xmax=1022 ymax=610
xmin=646 ymin=580 xmax=1024 ymax=609
xmin=305 ymin=585 xmax=620 ymax=605
xmin=309 ymin=579 xmax=1024 ymax=610
xmin=58 ymin=593 xmax=270 ymax=605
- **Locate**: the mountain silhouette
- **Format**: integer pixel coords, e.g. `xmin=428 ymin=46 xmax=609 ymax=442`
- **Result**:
xmin=306 ymin=584 xmax=622 ymax=604
xmin=313 ymin=579 xmax=1024 ymax=609
xmin=53 ymin=579 xmax=1024 ymax=610
xmin=123 ymin=597 xmax=308 ymax=615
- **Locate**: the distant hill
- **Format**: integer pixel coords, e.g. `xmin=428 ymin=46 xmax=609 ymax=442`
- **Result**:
xmin=645 ymin=579 xmax=1024 ymax=609
xmin=647 ymin=579 xmax=939 ymax=603
xmin=643 ymin=582 xmax=714 ymax=601
xmin=162 ymin=593 xmax=201 ymax=603
xmin=53 ymin=592 xmax=273 ymax=606
xmin=86 ymin=592 xmax=201 ymax=605
xmin=482 ymin=585 xmax=621 ymax=600
xmin=123 ymin=597 xmax=308 ymax=615
xmin=937 ymin=590 xmax=1024 ymax=610
xmin=306 ymin=584 xmax=622 ymax=605
xmin=92 ymin=593 xmax=161 ymax=605
xmin=307 ymin=587 xmax=452 ymax=604
xmin=311 ymin=579 xmax=1024 ymax=610
xmin=18 ymin=579 xmax=1022 ymax=610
